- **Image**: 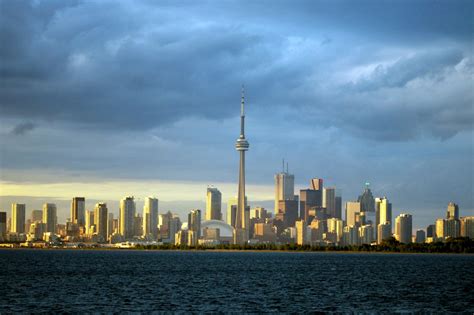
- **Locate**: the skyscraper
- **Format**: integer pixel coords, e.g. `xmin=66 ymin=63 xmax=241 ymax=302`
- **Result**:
xmin=11 ymin=203 xmax=26 ymax=234
xmin=143 ymin=196 xmax=159 ymax=238
xmin=299 ymin=189 xmax=318 ymax=222
xmin=345 ymin=201 xmax=361 ymax=227
xmin=71 ymin=197 xmax=85 ymax=226
xmin=94 ymin=202 xmax=108 ymax=241
xmin=206 ymin=187 xmax=222 ymax=221
xmin=446 ymin=202 xmax=459 ymax=220
xmin=188 ymin=209 xmax=201 ymax=240
xmin=42 ymin=203 xmax=57 ymax=234
xmin=120 ymin=196 xmax=136 ymax=239
xmin=358 ymin=183 xmax=375 ymax=213
xmin=375 ymin=197 xmax=392 ymax=230
xmin=323 ymin=187 xmax=336 ymax=218
xmin=234 ymin=87 xmax=250 ymax=245
xmin=275 ymin=161 xmax=295 ymax=213
xmin=395 ymin=213 xmax=412 ymax=244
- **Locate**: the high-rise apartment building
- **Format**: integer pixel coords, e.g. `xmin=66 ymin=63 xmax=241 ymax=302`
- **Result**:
xmin=345 ymin=201 xmax=361 ymax=227
xmin=206 ymin=187 xmax=222 ymax=221
xmin=295 ymin=219 xmax=306 ymax=245
xmin=460 ymin=216 xmax=474 ymax=239
xmin=94 ymin=203 xmax=108 ymax=241
xmin=359 ymin=224 xmax=374 ymax=245
xmin=377 ymin=222 xmax=392 ymax=244
xmin=446 ymin=202 xmax=459 ymax=220
xmin=395 ymin=213 xmax=412 ymax=244
xmin=415 ymin=229 xmax=426 ymax=243
xmin=143 ymin=196 xmax=159 ymax=238
xmin=188 ymin=209 xmax=201 ymax=239
xmin=11 ymin=203 xmax=26 ymax=234
xmin=327 ymin=218 xmax=343 ymax=243
xmin=375 ymin=197 xmax=392 ymax=230
xmin=71 ymin=197 xmax=85 ymax=226
xmin=120 ymin=196 xmax=136 ymax=239
xmin=42 ymin=203 xmax=57 ymax=234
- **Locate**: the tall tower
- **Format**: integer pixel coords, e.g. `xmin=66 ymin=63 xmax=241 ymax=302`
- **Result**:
xmin=234 ymin=86 xmax=250 ymax=244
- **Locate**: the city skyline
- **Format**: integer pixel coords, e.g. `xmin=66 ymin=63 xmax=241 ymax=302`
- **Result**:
xmin=0 ymin=1 xmax=473 ymax=231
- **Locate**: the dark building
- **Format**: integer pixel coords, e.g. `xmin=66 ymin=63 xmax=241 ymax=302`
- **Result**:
xmin=300 ymin=189 xmax=319 ymax=222
xmin=277 ymin=200 xmax=298 ymax=228
xmin=358 ymin=183 xmax=375 ymax=212
xmin=426 ymin=224 xmax=436 ymax=238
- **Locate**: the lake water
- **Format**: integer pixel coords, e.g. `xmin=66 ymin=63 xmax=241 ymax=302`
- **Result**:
xmin=0 ymin=250 xmax=473 ymax=313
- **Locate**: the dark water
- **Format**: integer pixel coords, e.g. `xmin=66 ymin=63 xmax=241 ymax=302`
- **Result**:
xmin=0 ymin=250 xmax=473 ymax=313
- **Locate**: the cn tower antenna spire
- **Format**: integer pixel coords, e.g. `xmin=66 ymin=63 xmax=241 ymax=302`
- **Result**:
xmin=241 ymin=84 xmax=245 ymax=117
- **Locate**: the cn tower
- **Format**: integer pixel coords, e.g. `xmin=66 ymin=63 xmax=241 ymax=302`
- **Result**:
xmin=234 ymin=86 xmax=249 ymax=245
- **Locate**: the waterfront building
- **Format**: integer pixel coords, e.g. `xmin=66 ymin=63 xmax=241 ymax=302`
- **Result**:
xmin=94 ymin=203 xmax=108 ymax=241
xmin=11 ymin=203 xmax=26 ymax=234
xmin=234 ymin=87 xmax=250 ymax=245
xmin=253 ymin=222 xmax=277 ymax=243
xmin=375 ymin=197 xmax=392 ymax=230
xmin=175 ymin=230 xmax=188 ymax=246
xmin=188 ymin=209 xmax=201 ymax=239
xmin=415 ymin=229 xmax=426 ymax=243
xmin=377 ymin=222 xmax=392 ymax=244
xmin=357 ymin=183 xmax=375 ymax=213
xmin=206 ymin=187 xmax=222 ymax=221
xmin=395 ymin=213 xmax=412 ymax=244
xmin=71 ymin=197 xmax=85 ymax=226
xmin=120 ymin=196 xmax=136 ymax=239
xmin=342 ymin=225 xmax=359 ymax=246
xmin=327 ymin=218 xmax=343 ymax=243
xmin=85 ymin=210 xmax=94 ymax=235
xmin=460 ymin=216 xmax=474 ymax=239
xmin=445 ymin=218 xmax=460 ymax=239
xmin=31 ymin=210 xmax=42 ymax=222
xmin=143 ymin=196 xmax=159 ymax=239
xmin=446 ymin=202 xmax=459 ymax=220
xmin=345 ymin=201 xmax=361 ymax=227
xmin=359 ymin=224 xmax=374 ymax=245
xmin=296 ymin=219 xmax=307 ymax=245
xmin=42 ymin=203 xmax=57 ymax=234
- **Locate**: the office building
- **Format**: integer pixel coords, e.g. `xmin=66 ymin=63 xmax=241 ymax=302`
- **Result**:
xmin=94 ymin=203 xmax=108 ymax=241
xmin=358 ymin=183 xmax=375 ymax=213
xmin=11 ymin=203 xmax=26 ymax=234
xmin=296 ymin=219 xmax=307 ymax=245
xmin=277 ymin=199 xmax=299 ymax=229
xmin=375 ymin=197 xmax=392 ymax=229
xmin=42 ymin=203 xmax=57 ymax=234
xmin=274 ymin=161 xmax=295 ymax=213
xmin=299 ymin=189 xmax=318 ymax=222
xmin=188 ymin=209 xmax=201 ymax=239
xmin=395 ymin=213 xmax=412 ymax=244
xmin=206 ymin=187 xmax=222 ymax=221
xmin=460 ymin=216 xmax=474 ymax=239
xmin=377 ymin=222 xmax=392 ymax=244
xmin=415 ymin=229 xmax=426 ymax=243
xmin=143 ymin=196 xmax=159 ymax=238
xmin=345 ymin=201 xmax=361 ymax=227
xmin=234 ymin=87 xmax=250 ymax=244
xmin=446 ymin=202 xmax=459 ymax=220
xmin=335 ymin=195 xmax=342 ymax=220
xmin=323 ymin=187 xmax=337 ymax=219
xmin=71 ymin=197 xmax=85 ymax=226
xmin=120 ymin=196 xmax=136 ymax=239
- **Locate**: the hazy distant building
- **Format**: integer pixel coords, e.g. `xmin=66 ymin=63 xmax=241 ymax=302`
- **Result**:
xmin=134 ymin=214 xmax=143 ymax=237
xmin=85 ymin=210 xmax=95 ymax=235
xmin=358 ymin=183 xmax=375 ymax=213
xmin=71 ymin=197 xmax=85 ymax=226
xmin=188 ymin=209 xmax=201 ymax=239
xmin=295 ymin=219 xmax=306 ymax=245
xmin=377 ymin=222 xmax=392 ymax=244
xmin=42 ymin=203 xmax=57 ymax=234
xmin=94 ymin=203 xmax=108 ymax=241
xmin=375 ymin=197 xmax=392 ymax=229
xmin=206 ymin=187 xmax=222 ymax=221
xmin=460 ymin=216 xmax=474 ymax=239
xmin=322 ymin=187 xmax=335 ymax=218
xmin=446 ymin=202 xmax=459 ymax=220
xmin=31 ymin=210 xmax=42 ymax=222
xmin=345 ymin=201 xmax=361 ymax=227
xmin=395 ymin=213 xmax=412 ymax=244
xmin=0 ymin=212 xmax=6 ymax=236
xmin=11 ymin=203 xmax=26 ymax=234
xmin=274 ymin=163 xmax=295 ymax=213
xmin=120 ymin=196 xmax=136 ymax=239
xmin=415 ymin=229 xmax=426 ymax=243
xmin=143 ymin=196 xmax=159 ymax=239
xmin=107 ymin=213 xmax=114 ymax=237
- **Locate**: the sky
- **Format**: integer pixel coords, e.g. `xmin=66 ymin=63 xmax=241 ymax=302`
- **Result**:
xmin=0 ymin=0 xmax=473 ymax=229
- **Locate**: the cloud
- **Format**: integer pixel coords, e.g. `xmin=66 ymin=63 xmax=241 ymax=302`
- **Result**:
xmin=10 ymin=122 xmax=36 ymax=136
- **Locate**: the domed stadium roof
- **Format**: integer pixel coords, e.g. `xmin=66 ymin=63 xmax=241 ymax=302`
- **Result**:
xmin=201 ymin=220 xmax=234 ymax=238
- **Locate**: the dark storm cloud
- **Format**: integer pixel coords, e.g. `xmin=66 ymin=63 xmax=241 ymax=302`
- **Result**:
xmin=10 ymin=122 xmax=36 ymax=136
xmin=0 ymin=0 xmax=472 ymax=141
